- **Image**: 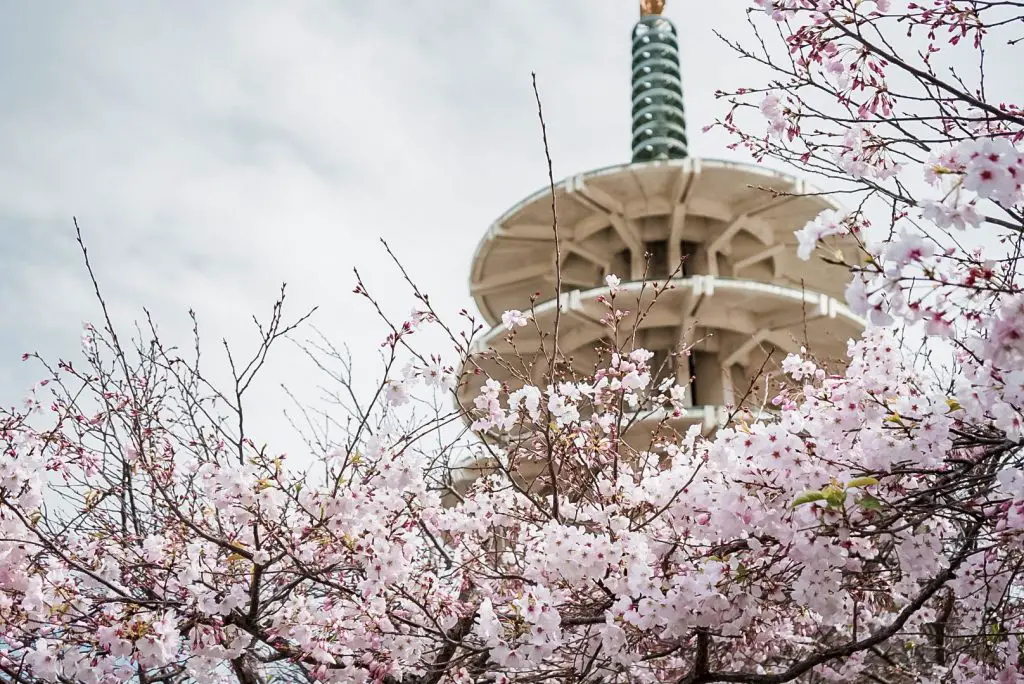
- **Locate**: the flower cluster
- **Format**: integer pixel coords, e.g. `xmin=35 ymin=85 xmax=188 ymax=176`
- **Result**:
xmin=449 ymin=327 xmax=1023 ymax=682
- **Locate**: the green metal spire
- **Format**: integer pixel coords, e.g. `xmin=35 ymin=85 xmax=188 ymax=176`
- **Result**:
xmin=631 ymin=6 xmax=688 ymax=162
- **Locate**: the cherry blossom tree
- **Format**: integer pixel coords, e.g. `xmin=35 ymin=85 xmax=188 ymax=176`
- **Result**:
xmin=2 ymin=2 xmax=1024 ymax=682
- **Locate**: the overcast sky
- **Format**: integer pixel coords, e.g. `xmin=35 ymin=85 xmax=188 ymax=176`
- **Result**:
xmin=0 ymin=2 xmax=785 ymax=452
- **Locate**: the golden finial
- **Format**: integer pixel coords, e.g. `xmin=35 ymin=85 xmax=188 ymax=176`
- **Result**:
xmin=640 ymin=0 xmax=665 ymax=16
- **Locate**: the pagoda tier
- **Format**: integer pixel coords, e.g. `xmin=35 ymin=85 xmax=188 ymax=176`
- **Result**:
xmin=469 ymin=158 xmax=864 ymax=326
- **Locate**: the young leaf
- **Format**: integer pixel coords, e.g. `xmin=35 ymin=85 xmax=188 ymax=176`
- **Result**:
xmin=858 ymin=494 xmax=883 ymax=511
xmin=791 ymin=490 xmax=827 ymax=508
xmin=824 ymin=485 xmax=847 ymax=508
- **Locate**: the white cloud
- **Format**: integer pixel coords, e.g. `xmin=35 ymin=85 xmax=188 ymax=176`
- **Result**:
xmin=0 ymin=1 xmax=757 ymax=452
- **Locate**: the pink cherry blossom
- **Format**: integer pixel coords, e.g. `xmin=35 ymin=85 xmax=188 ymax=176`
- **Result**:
xmin=796 ymin=209 xmax=846 ymax=260
xmin=501 ymin=309 xmax=531 ymax=329
xmin=920 ymin=198 xmax=982 ymax=231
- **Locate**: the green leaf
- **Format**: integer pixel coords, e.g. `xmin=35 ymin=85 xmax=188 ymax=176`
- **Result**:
xmin=858 ymin=494 xmax=882 ymax=511
xmin=824 ymin=485 xmax=847 ymax=508
xmin=847 ymin=476 xmax=879 ymax=489
xmin=791 ymin=490 xmax=827 ymax=508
